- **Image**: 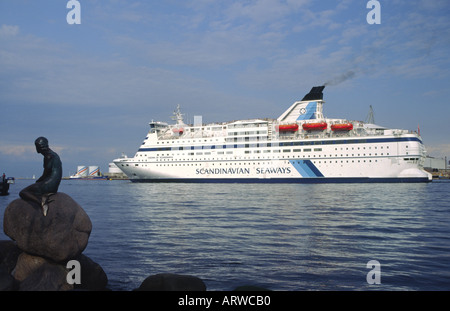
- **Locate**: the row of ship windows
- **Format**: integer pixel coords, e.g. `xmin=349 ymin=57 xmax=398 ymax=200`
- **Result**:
xmin=153 ymin=138 xmax=398 ymax=147
xmin=148 ymin=142 xmax=392 ymax=151
xmin=155 ymin=139 xmax=221 ymax=144
xmin=147 ymin=154 xmax=390 ymax=160
xmin=132 ymin=159 xmax=382 ymax=167
xmin=122 ymin=157 xmax=419 ymax=168
xmin=138 ymin=145 xmax=390 ymax=155
xmin=227 ymin=123 xmax=267 ymax=129
xmin=136 ymin=150 xmax=391 ymax=159
xmin=228 ymin=131 xmax=267 ymax=136
xmin=133 ymin=153 xmax=392 ymax=164
xmin=225 ymin=137 xmax=268 ymax=142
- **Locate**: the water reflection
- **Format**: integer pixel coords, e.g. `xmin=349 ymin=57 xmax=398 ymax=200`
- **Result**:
xmin=1 ymin=179 xmax=449 ymax=290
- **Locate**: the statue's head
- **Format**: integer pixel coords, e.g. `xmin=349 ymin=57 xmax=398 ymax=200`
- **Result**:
xmin=35 ymin=137 xmax=49 ymax=154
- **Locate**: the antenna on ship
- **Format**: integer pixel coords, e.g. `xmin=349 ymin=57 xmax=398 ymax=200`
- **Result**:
xmin=172 ymin=104 xmax=185 ymax=125
xmin=365 ymin=105 xmax=375 ymax=124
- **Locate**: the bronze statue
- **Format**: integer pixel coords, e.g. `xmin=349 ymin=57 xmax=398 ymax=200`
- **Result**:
xmin=19 ymin=137 xmax=62 ymax=216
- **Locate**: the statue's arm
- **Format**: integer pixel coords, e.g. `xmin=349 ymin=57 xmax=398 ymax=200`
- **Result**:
xmin=42 ymin=155 xmax=62 ymax=190
xmin=35 ymin=173 xmax=46 ymax=183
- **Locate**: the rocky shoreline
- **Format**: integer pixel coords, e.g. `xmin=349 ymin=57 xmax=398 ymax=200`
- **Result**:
xmin=0 ymin=192 xmax=207 ymax=291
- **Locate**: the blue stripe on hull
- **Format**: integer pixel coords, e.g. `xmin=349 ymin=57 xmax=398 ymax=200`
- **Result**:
xmin=289 ymin=160 xmax=324 ymax=177
xmin=138 ymin=137 xmax=422 ymax=152
xmin=130 ymin=177 xmax=431 ymax=183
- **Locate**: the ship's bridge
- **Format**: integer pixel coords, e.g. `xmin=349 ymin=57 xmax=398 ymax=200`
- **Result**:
xmin=149 ymin=121 xmax=169 ymax=134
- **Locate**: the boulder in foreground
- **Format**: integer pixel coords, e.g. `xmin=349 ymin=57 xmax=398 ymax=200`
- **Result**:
xmin=134 ymin=273 xmax=206 ymax=291
xmin=3 ymin=192 xmax=92 ymax=262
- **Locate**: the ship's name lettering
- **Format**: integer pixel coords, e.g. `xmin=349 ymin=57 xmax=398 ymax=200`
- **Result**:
xmin=195 ymin=167 xmax=291 ymax=175
xmin=256 ymin=167 xmax=291 ymax=174
xmin=196 ymin=168 xmax=250 ymax=175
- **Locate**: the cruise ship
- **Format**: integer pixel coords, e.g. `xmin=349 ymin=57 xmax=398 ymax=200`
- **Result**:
xmin=114 ymin=86 xmax=432 ymax=183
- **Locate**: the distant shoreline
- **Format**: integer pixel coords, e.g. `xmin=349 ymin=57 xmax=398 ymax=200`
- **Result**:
xmin=12 ymin=177 xmax=129 ymax=181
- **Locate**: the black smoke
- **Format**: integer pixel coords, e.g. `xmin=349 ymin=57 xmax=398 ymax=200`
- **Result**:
xmin=324 ymin=70 xmax=356 ymax=86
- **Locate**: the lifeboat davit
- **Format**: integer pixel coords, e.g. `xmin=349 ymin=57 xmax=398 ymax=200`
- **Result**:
xmin=331 ymin=123 xmax=353 ymax=131
xmin=302 ymin=122 xmax=327 ymax=131
xmin=277 ymin=124 xmax=299 ymax=132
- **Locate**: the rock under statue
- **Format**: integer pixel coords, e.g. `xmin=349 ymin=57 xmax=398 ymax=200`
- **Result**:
xmin=19 ymin=137 xmax=62 ymax=216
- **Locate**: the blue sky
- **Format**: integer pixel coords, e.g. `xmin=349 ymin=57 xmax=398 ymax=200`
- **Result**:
xmin=1 ymin=0 xmax=449 ymax=177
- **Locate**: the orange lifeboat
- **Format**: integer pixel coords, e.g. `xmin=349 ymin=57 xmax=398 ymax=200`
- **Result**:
xmin=302 ymin=122 xmax=327 ymax=131
xmin=172 ymin=128 xmax=184 ymax=134
xmin=277 ymin=124 xmax=299 ymax=132
xmin=331 ymin=123 xmax=353 ymax=131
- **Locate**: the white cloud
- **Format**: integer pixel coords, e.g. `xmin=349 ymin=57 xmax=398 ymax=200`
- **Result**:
xmin=426 ymin=143 xmax=450 ymax=159
xmin=418 ymin=0 xmax=449 ymax=11
xmin=0 ymin=31 xmax=222 ymax=110
xmin=225 ymin=0 xmax=301 ymax=25
xmin=0 ymin=144 xmax=34 ymax=157
xmin=0 ymin=24 xmax=19 ymax=37
xmin=0 ymin=143 xmax=70 ymax=158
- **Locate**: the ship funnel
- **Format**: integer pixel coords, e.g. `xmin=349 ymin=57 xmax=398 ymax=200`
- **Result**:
xmin=278 ymin=86 xmax=326 ymax=122
xmin=301 ymin=86 xmax=325 ymax=101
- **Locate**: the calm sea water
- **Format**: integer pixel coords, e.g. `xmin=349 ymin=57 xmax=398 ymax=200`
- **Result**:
xmin=1 ymin=179 xmax=449 ymax=291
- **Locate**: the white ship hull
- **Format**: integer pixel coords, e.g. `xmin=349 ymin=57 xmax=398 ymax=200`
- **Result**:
xmin=114 ymin=87 xmax=432 ymax=183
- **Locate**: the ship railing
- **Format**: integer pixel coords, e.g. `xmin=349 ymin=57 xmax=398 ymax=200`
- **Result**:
xmin=158 ymin=130 xmax=228 ymax=140
xmin=271 ymin=129 xmax=398 ymax=141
